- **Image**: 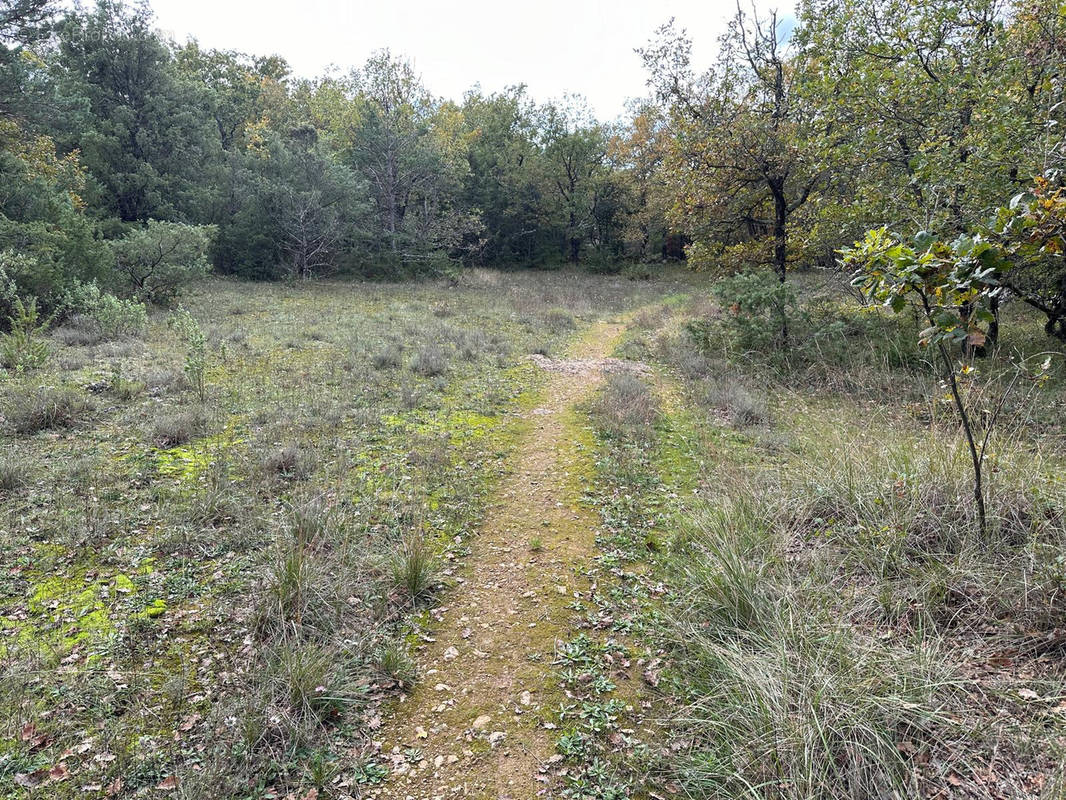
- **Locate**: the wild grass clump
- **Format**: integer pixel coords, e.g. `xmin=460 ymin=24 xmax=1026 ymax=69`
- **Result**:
xmin=255 ymin=538 xmax=330 ymax=638
xmin=107 ymin=369 xmax=146 ymax=400
xmin=388 ymin=532 xmax=436 ymax=603
xmin=666 ymin=502 xmax=951 ymax=800
xmin=151 ymin=409 xmax=206 ymax=447
xmin=373 ymin=642 xmax=417 ymax=688
xmin=53 ymin=315 xmax=106 ymax=347
xmin=410 ymin=343 xmax=448 ymax=377
xmin=260 ymin=444 xmax=309 ymax=482
xmin=694 ymin=378 xmax=769 ymax=427
xmin=0 ymin=456 xmax=26 ymax=493
xmin=371 ymin=341 xmax=402 ymax=369
xmin=541 ymin=307 xmax=577 ymax=334
xmin=457 ymin=328 xmax=493 ymax=360
xmin=7 ymin=385 xmax=93 ymax=434
xmin=591 ymin=372 xmax=660 ymax=442
xmin=266 ymin=640 xmax=343 ymax=720
xmin=188 ymin=459 xmax=241 ymax=528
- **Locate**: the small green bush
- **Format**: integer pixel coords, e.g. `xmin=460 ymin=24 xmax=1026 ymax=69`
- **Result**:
xmin=110 ymin=221 xmax=214 ymax=305
xmin=168 ymin=306 xmax=208 ymax=401
xmin=1 ymin=297 xmax=51 ymax=370
xmin=64 ymin=282 xmax=147 ymax=339
xmin=709 ymin=270 xmax=798 ymax=353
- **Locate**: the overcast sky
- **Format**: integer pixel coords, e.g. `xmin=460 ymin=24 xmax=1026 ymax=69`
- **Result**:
xmin=148 ymin=0 xmax=787 ymax=122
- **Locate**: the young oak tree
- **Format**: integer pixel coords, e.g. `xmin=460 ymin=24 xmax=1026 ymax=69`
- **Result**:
xmin=801 ymin=0 xmax=1066 ymax=346
xmin=641 ymin=9 xmax=828 ymax=343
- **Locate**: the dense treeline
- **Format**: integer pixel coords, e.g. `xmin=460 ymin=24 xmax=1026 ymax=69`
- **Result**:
xmin=1 ymin=0 xmax=1065 ymax=340
xmin=0 ymin=0 xmax=657 ymax=320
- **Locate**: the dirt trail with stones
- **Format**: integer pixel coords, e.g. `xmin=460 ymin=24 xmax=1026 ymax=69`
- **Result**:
xmin=370 ymin=319 xmax=630 ymax=800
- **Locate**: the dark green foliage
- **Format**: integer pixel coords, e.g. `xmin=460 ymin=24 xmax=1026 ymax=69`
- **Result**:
xmin=213 ymin=128 xmax=368 ymax=280
xmin=0 ymin=295 xmax=51 ymax=369
xmin=110 ymin=221 xmax=213 ymax=303
xmin=708 ymin=271 xmax=799 ymax=354
xmin=53 ymin=1 xmax=222 ymax=222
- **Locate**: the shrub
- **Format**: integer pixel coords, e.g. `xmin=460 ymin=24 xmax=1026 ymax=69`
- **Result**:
xmin=710 ymin=270 xmax=798 ymax=353
xmin=106 ymin=368 xmax=145 ymax=401
xmin=168 ymin=307 xmax=208 ymax=401
xmin=1 ymin=297 xmax=51 ymax=370
xmin=8 ymin=386 xmax=92 ymax=434
xmin=110 ymin=221 xmax=214 ymax=305
xmin=64 ymin=282 xmax=147 ymax=339
xmin=622 ymin=263 xmax=654 ymax=281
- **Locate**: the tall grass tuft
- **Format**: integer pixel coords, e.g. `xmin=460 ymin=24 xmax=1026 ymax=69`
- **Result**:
xmin=667 ymin=499 xmax=954 ymax=800
xmin=7 ymin=385 xmax=93 ymax=434
xmin=389 ymin=532 xmax=436 ymax=603
xmin=592 ymin=372 xmax=660 ymax=442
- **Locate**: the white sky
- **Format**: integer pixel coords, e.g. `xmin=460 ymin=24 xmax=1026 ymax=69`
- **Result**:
xmin=148 ymin=0 xmax=787 ymax=122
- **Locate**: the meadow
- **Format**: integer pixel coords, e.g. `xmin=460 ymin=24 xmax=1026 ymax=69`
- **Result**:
xmin=2 ymin=267 xmax=1065 ymax=800
xmin=0 ymin=269 xmax=680 ymax=798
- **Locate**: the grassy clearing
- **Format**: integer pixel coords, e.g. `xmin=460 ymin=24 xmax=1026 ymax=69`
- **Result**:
xmin=0 ymin=269 xmax=685 ymax=797
xmin=576 ymin=280 xmax=1066 ymax=799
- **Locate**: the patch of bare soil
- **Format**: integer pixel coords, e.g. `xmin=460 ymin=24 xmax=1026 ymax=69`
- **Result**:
xmin=528 ymin=353 xmax=649 ymax=377
xmin=367 ymin=320 xmax=628 ymax=800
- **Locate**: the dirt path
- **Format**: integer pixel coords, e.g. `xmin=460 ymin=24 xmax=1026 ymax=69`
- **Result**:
xmin=369 ymin=319 xmax=630 ymax=800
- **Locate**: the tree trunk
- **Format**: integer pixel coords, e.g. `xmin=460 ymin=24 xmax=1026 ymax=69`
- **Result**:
xmin=568 ymin=209 xmax=580 ymax=263
xmin=773 ymin=189 xmax=789 ymax=346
